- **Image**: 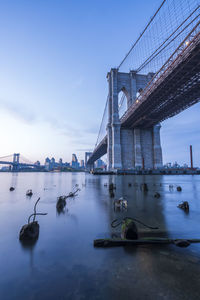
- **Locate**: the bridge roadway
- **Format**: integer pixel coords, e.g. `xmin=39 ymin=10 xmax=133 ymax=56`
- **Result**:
xmin=88 ymin=28 xmax=200 ymax=165
xmin=0 ymin=161 xmax=43 ymax=168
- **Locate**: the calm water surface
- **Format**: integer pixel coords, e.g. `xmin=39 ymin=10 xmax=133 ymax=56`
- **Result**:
xmin=0 ymin=172 xmax=200 ymax=300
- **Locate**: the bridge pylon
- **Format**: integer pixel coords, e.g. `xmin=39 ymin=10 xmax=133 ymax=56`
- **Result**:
xmin=12 ymin=153 xmax=20 ymax=171
xmin=107 ymin=68 xmax=163 ymax=171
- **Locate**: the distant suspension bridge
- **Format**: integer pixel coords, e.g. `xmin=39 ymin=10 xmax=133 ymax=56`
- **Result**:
xmin=0 ymin=154 xmax=44 ymax=171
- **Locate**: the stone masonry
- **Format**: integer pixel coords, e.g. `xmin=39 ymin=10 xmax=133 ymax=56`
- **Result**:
xmin=107 ymin=68 xmax=163 ymax=171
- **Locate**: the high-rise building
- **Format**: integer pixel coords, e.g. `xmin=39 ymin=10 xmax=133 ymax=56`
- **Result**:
xmin=44 ymin=157 xmax=70 ymax=171
xmin=80 ymin=160 xmax=85 ymax=168
xmin=72 ymin=153 xmax=78 ymax=162
xmin=71 ymin=154 xmax=79 ymax=168
xmin=45 ymin=157 xmax=51 ymax=171
xmin=59 ymin=158 xmax=63 ymax=166
xmin=95 ymin=159 xmax=104 ymax=168
xmin=51 ymin=157 xmax=56 ymax=169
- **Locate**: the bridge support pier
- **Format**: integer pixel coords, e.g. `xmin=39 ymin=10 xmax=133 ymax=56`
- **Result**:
xmin=108 ymin=125 xmax=163 ymax=171
xmin=119 ymin=125 xmax=163 ymax=170
xmin=134 ymin=128 xmax=143 ymax=168
xmin=120 ymin=129 xmax=135 ymax=169
xmin=112 ymin=124 xmax=122 ymax=169
xmin=108 ymin=124 xmax=163 ymax=171
xmin=153 ymin=124 xmax=163 ymax=168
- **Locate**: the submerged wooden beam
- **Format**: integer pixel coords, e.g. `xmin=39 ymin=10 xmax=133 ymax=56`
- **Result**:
xmin=94 ymin=238 xmax=200 ymax=248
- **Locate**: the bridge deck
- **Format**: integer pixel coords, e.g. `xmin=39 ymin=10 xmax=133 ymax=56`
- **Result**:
xmin=121 ymin=30 xmax=200 ymax=128
xmin=0 ymin=161 xmax=43 ymax=168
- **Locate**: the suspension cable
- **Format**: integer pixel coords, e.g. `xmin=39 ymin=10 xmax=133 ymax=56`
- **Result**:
xmin=137 ymin=5 xmax=199 ymax=72
xmin=118 ymin=0 xmax=167 ymax=69
xmin=20 ymin=155 xmax=34 ymax=165
xmin=95 ymin=95 xmax=109 ymax=148
xmin=0 ymin=154 xmax=14 ymax=160
xmin=118 ymin=93 xmax=126 ymax=109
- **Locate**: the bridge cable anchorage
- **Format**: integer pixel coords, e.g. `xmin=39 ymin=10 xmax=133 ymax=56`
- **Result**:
xmin=95 ymin=95 xmax=109 ymax=149
xmin=136 ymin=6 xmax=200 ymax=73
xmin=118 ymin=0 xmax=167 ymax=69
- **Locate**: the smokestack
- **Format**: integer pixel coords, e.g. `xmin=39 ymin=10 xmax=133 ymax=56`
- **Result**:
xmin=142 ymin=157 xmax=144 ymax=170
xmin=190 ymin=145 xmax=193 ymax=169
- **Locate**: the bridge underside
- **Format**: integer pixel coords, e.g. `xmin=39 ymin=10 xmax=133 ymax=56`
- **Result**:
xmin=88 ymin=137 xmax=107 ymax=165
xmin=121 ymin=38 xmax=200 ymax=128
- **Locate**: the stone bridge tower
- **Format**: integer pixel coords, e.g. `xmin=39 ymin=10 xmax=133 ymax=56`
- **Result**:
xmin=107 ymin=68 xmax=163 ymax=171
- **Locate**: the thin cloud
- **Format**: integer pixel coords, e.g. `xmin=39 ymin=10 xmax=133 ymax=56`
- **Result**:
xmin=0 ymin=100 xmax=86 ymax=139
xmin=0 ymin=99 xmax=107 ymax=152
xmin=0 ymin=99 xmax=36 ymax=123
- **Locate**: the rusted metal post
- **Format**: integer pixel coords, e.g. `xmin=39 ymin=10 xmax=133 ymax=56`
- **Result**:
xmin=190 ymin=145 xmax=193 ymax=169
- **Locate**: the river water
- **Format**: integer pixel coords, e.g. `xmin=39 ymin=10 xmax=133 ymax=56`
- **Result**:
xmin=0 ymin=172 xmax=200 ymax=300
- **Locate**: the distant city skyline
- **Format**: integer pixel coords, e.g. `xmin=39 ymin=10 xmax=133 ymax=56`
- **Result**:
xmin=0 ymin=0 xmax=199 ymax=166
xmin=0 ymin=150 xmax=198 ymax=172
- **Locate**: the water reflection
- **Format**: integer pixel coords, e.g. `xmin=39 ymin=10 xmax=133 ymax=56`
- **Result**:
xmin=56 ymin=206 xmax=67 ymax=215
xmin=105 ymin=175 xmax=167 ymax=240
xmin=10 ymin=172 xmax=18 ymax=189
xmin=0 ymin=173 xmax=200 ymax=299
xmin=20 ymin=236 xmax=38 ymax=249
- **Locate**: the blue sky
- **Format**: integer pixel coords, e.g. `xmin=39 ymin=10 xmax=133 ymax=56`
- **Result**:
xmin=0 ymin=0 xmax=199 ymax=166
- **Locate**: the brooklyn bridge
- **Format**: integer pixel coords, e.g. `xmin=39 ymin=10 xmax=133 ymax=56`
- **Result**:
xmin=87 ymin=0 xmax=200 ymax=171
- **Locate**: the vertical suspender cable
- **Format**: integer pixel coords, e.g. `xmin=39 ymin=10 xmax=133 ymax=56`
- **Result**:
xmin=118 ymin=0 xmax=167 ymax=69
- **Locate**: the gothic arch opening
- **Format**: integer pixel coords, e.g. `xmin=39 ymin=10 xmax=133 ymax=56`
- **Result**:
xmin=118 ymin=90 xmax=128 ymax=119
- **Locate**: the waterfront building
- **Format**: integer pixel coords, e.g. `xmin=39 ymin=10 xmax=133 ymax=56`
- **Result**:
xmin=51 ymin=157 xmax=55 ymax=169
xmin=34 ymin=161 xmax=40 ymax=166
xmin=45 ymin=157 xmax=51 ymax=171
xmin=1 ymin=166 xmax=10 ymax=171
xmin=95 ymin=159 xmax=105 ymax=169
xmin=44 ymin=156 xmax=79 ymax=171
xmin=173 ymin=161 xmax=180 ymax=168
xmin=64 ymin=162 xmax=70 ymax=168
